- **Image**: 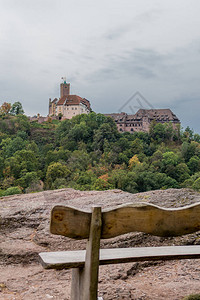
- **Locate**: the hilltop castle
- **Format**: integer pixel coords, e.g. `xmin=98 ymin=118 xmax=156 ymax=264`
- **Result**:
xmin=47 ymin=79 xmax=180 ymax=132
xmin=48 ymin=78 xmax=91 ymax=119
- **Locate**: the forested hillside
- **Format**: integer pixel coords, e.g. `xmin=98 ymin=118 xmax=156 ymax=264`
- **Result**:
xmin=1 ymin=109 xmax=200 ymax=196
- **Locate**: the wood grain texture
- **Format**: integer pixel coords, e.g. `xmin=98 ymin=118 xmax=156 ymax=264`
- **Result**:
xmin=102 ymin=202 xmax=200 ymax=238
xmin=50 ymin=205 xmax=91 ymax=239
xmin=71 ymin=268 xmax=84 ymax=300
xmin=71 ymin=207 xmax=102 ymax=300
xmin=50 ymin=202 xmax=200 ymax=239
xmin=39 ymin=245 xmax=200 ymax=270
xmin=81 ymin=206 xmax=102 ymax=300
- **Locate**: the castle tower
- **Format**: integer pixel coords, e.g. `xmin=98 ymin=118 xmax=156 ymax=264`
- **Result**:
xmin=60 ymin=77 xmax=70 ymax=97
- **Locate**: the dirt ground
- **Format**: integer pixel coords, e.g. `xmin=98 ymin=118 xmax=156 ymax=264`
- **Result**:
xmin=1 ymin=188 xmax=200 ymax=299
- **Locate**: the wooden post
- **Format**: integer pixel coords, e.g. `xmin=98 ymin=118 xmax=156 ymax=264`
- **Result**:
xmin=71 ymin=207 xmax=102 ymax=300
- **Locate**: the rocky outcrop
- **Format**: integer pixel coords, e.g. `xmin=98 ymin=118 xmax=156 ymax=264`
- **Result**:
xmin=0 ymin=188 xmax=200 ymax=299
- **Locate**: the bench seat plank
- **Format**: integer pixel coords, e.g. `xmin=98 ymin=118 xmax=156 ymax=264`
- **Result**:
xmin=39 ymin=245 xmax=200 ymax=270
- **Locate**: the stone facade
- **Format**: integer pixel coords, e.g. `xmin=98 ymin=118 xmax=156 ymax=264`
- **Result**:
xmin=49 ymin=80 xmax=91 ymax=119
xmin=105 ymin=109 xmax=180 ymax=133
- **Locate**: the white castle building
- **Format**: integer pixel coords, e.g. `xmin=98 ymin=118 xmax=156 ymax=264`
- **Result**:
xmin=48 ymin=78 xmax=91 ymax=119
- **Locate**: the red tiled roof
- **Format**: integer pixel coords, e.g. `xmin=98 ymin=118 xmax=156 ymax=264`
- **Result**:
xmin=57 ymin=95 xmax=91 ymax=110
xmin=52 ymin=98 xmax=58 ymax=104
xmin=136 ymin=109 xmax=179 ymax=121
xmin=105 ymin=109 xmax=180 ymax=123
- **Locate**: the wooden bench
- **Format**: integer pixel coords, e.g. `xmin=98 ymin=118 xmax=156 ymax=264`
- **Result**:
xmin=39 ymin=202 xmax=200 ymax=300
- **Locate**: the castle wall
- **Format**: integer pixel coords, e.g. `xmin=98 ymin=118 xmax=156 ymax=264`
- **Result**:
xmin=59 ymin=103 xmax=90 ymax=119
xmin=106 ymin=110 xmax=180 ymax=134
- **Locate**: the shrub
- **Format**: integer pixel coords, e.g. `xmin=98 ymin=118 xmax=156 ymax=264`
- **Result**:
xmin=3 ymin=186 xmax=22 ymax=196
xmin=46 ymin=162 xmax=70 ymax=187
xmin=0 ymin=189 xmax=4 ymax=197
xmin=183 ymin=295 xmax=200 ymax=300
xmin=192 ymin=177 xmax=200 ymax=191
xmin=51 ymin=178 xmax=68 ymax=189
xmin=92 ymin=178 xmax=114 ymax=191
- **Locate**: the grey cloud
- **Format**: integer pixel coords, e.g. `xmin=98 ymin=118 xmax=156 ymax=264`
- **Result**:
xmin=104 ymin=23 xmax=132 ymax=41
xmin=87 ymin=48 xmax=164 ymax=82
xmin=171 ymin=96 xmax=200 ymax=131
xmin=104 ymin=7 xmax=161 ymax=41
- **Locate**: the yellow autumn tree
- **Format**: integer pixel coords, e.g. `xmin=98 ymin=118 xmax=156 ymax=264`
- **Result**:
xmin=0 ymin=102 xmax=11 ymax=115
xmin=128 ymin=155 xmax=141 ymax=169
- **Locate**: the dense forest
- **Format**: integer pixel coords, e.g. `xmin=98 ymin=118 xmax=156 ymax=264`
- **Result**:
xmin=1 ymin=101 xmax=200 ymax=197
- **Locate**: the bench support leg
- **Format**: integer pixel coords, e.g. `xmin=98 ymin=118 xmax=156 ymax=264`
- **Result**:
xmin=71 ymin=268 xmax=84 ymax=300
xmin=71 ymin=207 xmax=102 ymax=300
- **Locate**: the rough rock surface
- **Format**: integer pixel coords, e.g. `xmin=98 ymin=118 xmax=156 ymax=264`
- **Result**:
xmin=0 ymin=188 xmax=200 ymax=300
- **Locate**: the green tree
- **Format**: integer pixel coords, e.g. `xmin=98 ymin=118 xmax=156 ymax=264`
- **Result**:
xmin=108 ymin=170 xmax=138 ymax=193
xmin=10 ymin=102 xmax=24 ymax=115
xmin=117 ymin=137 xmax=130 ymax=152
xmin=130 ymin=138 xmax=143 ymax=154
xmin=175 ymin=163 xmax=190 ymax=183
xmin=93 ymin=122 xmax=119 ymax=151
xmin=67 ymin=121 xmax=90 ymax=143
xmin=51 ymin=178 xmax=68 ymax=189
xmin=162 ymin=151 xmax=179 ymax=167
xmin=150 ymin=122 xmax=166 ymax=143
xmin=16 ymin=171 xmax=39 ymax=189
xmin=181 ymin=172 xmax=200 ymax=188
xmin=67 ymin=150 xmax=90 ymax=172
xmin=2 ymin=136 xmax=27 ymax=157
xmin=77 ymin=171 xmax=96 ymax=185
xmin=5 ymin=150 xmax=39 ymax=179
xmin=92 ymin=178 xmax=114 ymax=191
xmin=45 ymin=148 xmax=71 ymax=166
xmin=194 ymin=134 xmax=200 ymax=143
xmin=0 ymin=155 xmax=4 ymax=178
xmin=187 ymin=156 xmax=200 ymax=174
xmin=46 ymin=162 xmax=70 ymax=188
xmin=181 ymin=142 xmax=197 ymax=162
xmin=14 ymin=115 xmax=30 ymax=134
xmin=192 ymin=177 xmax=200 ymax=191
xmin=136 ymin=171 xmax=178 ymax=192
xmin=183 ymin=126 xmax=194 ymax=141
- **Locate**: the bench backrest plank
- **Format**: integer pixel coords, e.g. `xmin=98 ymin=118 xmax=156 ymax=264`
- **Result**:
xmin=50 ymin=202 xmax=200 ymax=239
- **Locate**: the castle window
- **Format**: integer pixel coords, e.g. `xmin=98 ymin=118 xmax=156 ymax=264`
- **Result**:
xmin=131 ymin=128 xmax=133 ymax=132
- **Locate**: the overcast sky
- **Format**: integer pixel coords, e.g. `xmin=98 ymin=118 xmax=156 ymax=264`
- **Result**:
xmin=0 ymin=0 xmax=200 ymax=132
